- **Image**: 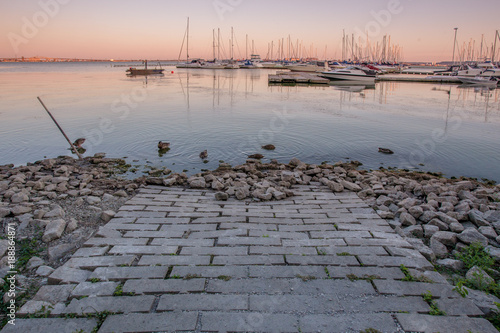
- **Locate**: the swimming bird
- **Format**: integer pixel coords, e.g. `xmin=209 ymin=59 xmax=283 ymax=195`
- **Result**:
xmin=261 ymin=144 xmax=276 ymax=150
xmin=248 ymin=153 xmax=264 ymax=159
xmin=199 ymin=150 xmax=208 ymax=159
xmin=73 ymin=138 xmax=85 ymax=148
xmin=158 ymin=141 xmax=170 ymax=149
xmin=378 ymin=148 xmax=394 ymax=154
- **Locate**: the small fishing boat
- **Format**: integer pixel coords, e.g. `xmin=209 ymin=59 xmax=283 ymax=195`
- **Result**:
xmin=126 ymin=60 xmax=164 ymax=75
xmin=457 ymin=76 xmax=498 ymax=86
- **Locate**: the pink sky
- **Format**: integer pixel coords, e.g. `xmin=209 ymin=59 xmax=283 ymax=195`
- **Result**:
xmin=1 ymin=0 xmax=499 ymax=62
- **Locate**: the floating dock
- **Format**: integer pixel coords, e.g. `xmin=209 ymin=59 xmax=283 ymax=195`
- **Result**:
xmin=268 ymin=72 xmax=464 ymax=85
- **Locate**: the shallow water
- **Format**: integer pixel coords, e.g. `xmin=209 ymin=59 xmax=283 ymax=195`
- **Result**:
xmin=0 ymin=62 xmax=499 ymax=182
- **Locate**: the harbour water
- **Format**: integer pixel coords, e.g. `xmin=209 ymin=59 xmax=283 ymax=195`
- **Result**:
xmin=0 ymin=62 xmax=499 ymax=182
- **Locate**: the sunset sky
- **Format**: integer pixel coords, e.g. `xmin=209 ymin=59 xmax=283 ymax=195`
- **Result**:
xmin=1 ymin=0 xmax=499 ymax=62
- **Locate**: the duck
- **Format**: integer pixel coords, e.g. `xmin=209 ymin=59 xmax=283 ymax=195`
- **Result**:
xmin=158 ymin=141 xmax=170 ymax=150
xmin=73 ymin=138 xmax=85 ymax=148
xmin=378 ymin=148 xmax=394 ymax=154
xmin=248 ymin=153 xmax=264 ymax=159
xmin=199 ymin=150 xmax=208 ymax=159
xmin=261 ymin=144 xmax=276 ymax=150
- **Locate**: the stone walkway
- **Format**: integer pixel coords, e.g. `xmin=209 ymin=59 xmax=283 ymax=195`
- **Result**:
xmin=3 ymin=184 xmax=498 ymax=332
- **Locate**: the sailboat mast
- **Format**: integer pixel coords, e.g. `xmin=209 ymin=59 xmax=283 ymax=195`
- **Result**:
xmin=218 ymin=28 xmax=220 ymax=60
xmin=493 ymin=30 xmax=499 ymax=63
xmin=186 ymin=17 xmax=190 ymax=62
xmin=213 ymin=29 xmax=216 ymax=61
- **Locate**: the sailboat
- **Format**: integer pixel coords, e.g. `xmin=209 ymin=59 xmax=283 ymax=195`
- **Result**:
xmin=224 ymin=27 xmax=239 ymax=69
xmin=202 ymin=28 xmax=225 ymax=69
xmin=176 ymin=18 xmax=202 ymax=68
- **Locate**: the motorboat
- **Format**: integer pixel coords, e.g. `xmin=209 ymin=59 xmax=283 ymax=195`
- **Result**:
xmin=286 ymin=61 xmax=330 ymax=72
xmin=457 ymin=75 xmax=498 ymax=86
xmin=320 ymin=66 xmax=377 ymax=82
xmin=126 ymin=60 xmax=164 ymax=75
xmin=202 ymin=60 xmax=225 ymax=69
xmin=176 ymin=59 xmax=203 ymax=68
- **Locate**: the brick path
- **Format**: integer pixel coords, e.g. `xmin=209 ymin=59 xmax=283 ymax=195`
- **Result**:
xmin=3 ymin=184 xmax=497 ymax=332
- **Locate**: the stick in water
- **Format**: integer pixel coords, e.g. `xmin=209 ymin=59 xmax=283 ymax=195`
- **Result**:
xmin=37 ymin=97 xmax=83 ymax=160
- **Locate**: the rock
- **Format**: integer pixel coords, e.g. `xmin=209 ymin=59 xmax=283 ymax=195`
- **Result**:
xmin=188 ymin=177 xmax=206 ymax=189
xmin=0 ymin=208 xmax=10 ymax=218
xmin=478 ymin=226 xmax=498 ymax=239
xmin=429 ymin=238 xmax=448 ymax=258
xmin=339 ymin=180 xmax=361 ymax=192
xmin=377 ymin=211 xmax=394 ymax=219
xmin=42 ymin=219 xmax=67 ymax=243
xmin=163 ymin=178 xmax=177 ymax=186
xmin=36 ymin=266 xmax=54 ymax=277
xmin=65 ymin=218 xmax=78 ymax=233
xmin=44 ymin=206 xmax=65 ymax=219
xmin=326 ymin=180 xmax=344 ymax=193
xmin=26 ymin=257 xmax=44 ymax=270
xmin=235 ymin=187 xmax=250 ymax=200
xmin=485 ymin=210 xmax=500 ymax=223
xmin=86 ymin=196 xmax=101 ymax=205
xmin=466 ymin=266 xmax=495 ymax=290
xmin=10 ymin=192 xmax=29 ymax=203
xmin=419 ymin=210 xmax=437 ymax=223
xmin=376 ymin=195 xmax=392 ymax=207
xmin=289 ymin=158 xmax=303 ymax=166
xmin=457 ymin=228 xmax=489 ymax=247
xmin=439 ymin=202 xmax=455 ymax=213
xmin=406 ymin=238 xmax=436 ymax=262
xmin=458 ymin=190 xmax=477 ymax=201
xmin=215 ymin=192 xmax=229 ymax=201
xmin=398 ymin=198 xmax=419 ymax=209
xmin=400 ymin=212 xmax=417 ymax=226
xmin=436 ymin=258 xmax=464 ymax=271
xmin=101 ymin=210 xmax=116 ymax=222
xmin=455 ymin=201 xmax=471 ymax=213
xmin=408 ymin=206 xmax=424 ymax=219
xmin=11 ymin=205 xmax=32 ymax=216
xmin=484 ymin=246 xmax=500 ymax=262
xmin=428 ymin=218 xmax=449 ymax=231
xmin=402 ymin=225 xmax=423 ymax=238
xmin=468 ymin=209 xmax=490 ymax=227
xmin=212 ymin=180 xmax=225 ymax=192
xmin=49 ymin=243 xmax=77 ymax=261
xmin=423 ymin=224 xmax=440 ymax=238
xmin=114 ymin=190 xmax=128 ymax=197
xmin=449 ymin=222 xmax=465 ymax=233
xmin=465 ymin=287 xmax=500 ymax=316
xmin=431 ymin=231 xmax=457 ymax=247
xmin=435 ymin=212 xmax=459 ymax=225
xmin=272 ymin=190 xmax=286 ymax=200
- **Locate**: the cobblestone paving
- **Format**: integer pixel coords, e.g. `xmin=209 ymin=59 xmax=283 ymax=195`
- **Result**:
xmin=4 ymin=184 xmax=498 ymax=332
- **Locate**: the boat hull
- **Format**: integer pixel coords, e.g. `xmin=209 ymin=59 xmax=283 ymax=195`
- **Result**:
xmin=320 ymin=73 xmax=376 ymax=82
xmin=126 ymin=69 xmax=164 ymax=75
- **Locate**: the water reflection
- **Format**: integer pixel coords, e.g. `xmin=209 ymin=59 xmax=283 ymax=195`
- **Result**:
xmin=0 ymin=64 xmax=499 ymax=182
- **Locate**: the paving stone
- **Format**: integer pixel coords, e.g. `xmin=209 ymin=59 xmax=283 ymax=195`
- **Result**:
xmin=310 ymin=230 xmax=372 ymax=238
xmin=98 ymin=312 xmax=199 ymax=333
xmin=48 ymin=266 xmax=91 ymax=284
xmin=285 ymin=254 xmax=359 ymax=266
xmin=157 ymin=294 xmax=248 ymax=311
xmin=344 ymin=237 xmax=413 ymax=247
xmin=200 ymin=312 xmax=298 ymax=332
xmin=65 ymin=255 xmax=136 ymax=269
xmin=250 ymin=294 xmax=343 ymax=313
xmin=171 ymin=265 xmax=248 ymax=278
xmin=108 ymin=245 xmax=178 ymax=255
xmin=17 ymin=300 xmax=54 ymax=316
xmin=317 ymin=246 xmax=388 ymax=256
xmin=123 ymin=278 xmax=206 ymax=294
xmin=83 ymin=238 xmax=149 ymax=246
xmin=64 ymin=295 xmax=154 ymax=314
xmin=374 ymin=280 xmax=459 ymax=298
xmin=358 ymin=255 xmax=433 ymax=270
xmin=249 ymin=246 xmax=317 ymax=255
xmin=212 ymin=255 xmax=285 ymax=265
xmin=282 ymin=239 xmax=347 ymax=247
xmin=0 ymin=318 xmax=98 ymax=333
xmin=70 ymin=282 xmax=119 ymax=298
xmin=32 ymin=285 xmax=75 ymax=304
xmin=217 ymin=236 xmax=283 ymax=246
xmin=150 ymin=238 xmax=214 ymax=246
xmin=340 ymin=295 xmax=430 ymax=313
xmin=180 ymin=246 xmax=248 ymax=256
xmin=327 ymin=266 xmax=405 ymax=280
xmin=72 ymin=246 xmax=110 ymax=257
xmin=395 ymin=313 xmax=498 ymax=333
xmin=435 ymin=297 xmax=484 ymax=316
xmin=137 ymin=255 xmax=211 ymax=266
xmin=299 ymin=313 xmax=398 ymax=332
xmin=249 ymin=266 xmax=328 ymax=278
xmin=90 ymin=266 xmax=169 ymax=281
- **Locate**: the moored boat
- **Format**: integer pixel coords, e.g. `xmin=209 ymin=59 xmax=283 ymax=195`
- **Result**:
xmin=126 ymin=60 xmax=164 ymax=75
xmin=320 ymin=66 xmax=377 ymax=82
xmin=457 ymin=75 xmax=498 ymax=86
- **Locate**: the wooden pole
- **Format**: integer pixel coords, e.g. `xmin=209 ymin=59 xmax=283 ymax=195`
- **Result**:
xmin=37 ymin=97 xmax=83 ymax=160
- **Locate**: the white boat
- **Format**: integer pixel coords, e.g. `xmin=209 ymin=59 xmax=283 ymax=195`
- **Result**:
xmin=176 ymin=18 xmax=203 ymax=69
xmin=456 ymin=65 xmax=487 ymax=77
xmin=320 ymin=66 xmax=377 ymax=82
xmin=286 ymin=61 xmax=330 ymax=72
xmin=457 ymin=75 xmax=498 ymax=86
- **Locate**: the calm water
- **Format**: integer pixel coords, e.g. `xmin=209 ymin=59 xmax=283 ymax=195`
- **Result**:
xmin=1 ymin=62 xmax=499 ymax=182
